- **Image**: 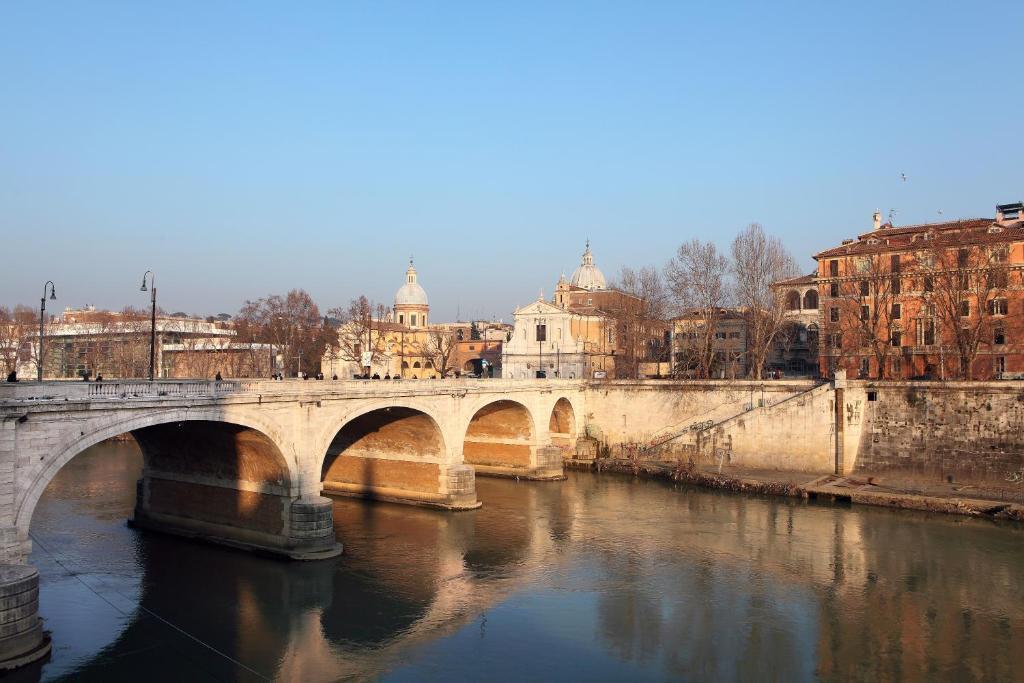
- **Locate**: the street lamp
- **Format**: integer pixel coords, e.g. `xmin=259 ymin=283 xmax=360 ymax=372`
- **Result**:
xmin=139 ymin=271 xmax=157 ymax=381
xmin=37 ymin=281 xmax=56 ymax=382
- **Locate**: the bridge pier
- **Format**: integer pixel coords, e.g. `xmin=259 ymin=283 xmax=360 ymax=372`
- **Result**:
xmin=321 ymin=460 xmax=480 ymax=510
xmin=130 ymin=474 xmax=342 ymax=561
xmin=467 ymin=443 xmax=566 ymax=480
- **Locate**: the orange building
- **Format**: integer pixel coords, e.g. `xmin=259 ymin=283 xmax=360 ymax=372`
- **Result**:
xmin=814 ymin=202 xmax=1024 ymax=379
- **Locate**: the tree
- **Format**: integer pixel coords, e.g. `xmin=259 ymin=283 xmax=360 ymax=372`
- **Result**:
xmin=731 ymin=223 xmax=799 ymax=379
xmin=0 ymin=306 xmax=35 ymax=377
xmin=424 ymin=329 xmax=457 ymax=378
xmin=832 ymin=253 xmax=899 ymax=379
xmin=610 ymin=266 xmax=671 ymax=378
xmin=325 ymin=296 xmax=389 ymax=372
xmin=665 ymin=240 xmax=731 ymax=379
xmin=238 ymin=289 xmax=326 ymax=377
xmin=922 ymin=237 xmax=1012 ymax=379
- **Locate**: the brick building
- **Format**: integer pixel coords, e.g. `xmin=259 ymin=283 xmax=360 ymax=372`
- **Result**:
xmin=814 ymin=202 xmax=1024 ymax=379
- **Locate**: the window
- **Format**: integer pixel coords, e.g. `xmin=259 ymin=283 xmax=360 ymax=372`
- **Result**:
xmin=891 ymin=330 xmax=902 ymax=347
xmin=994 ymin=356 xmax=1007 ymax=376
xmin=891 ymin=254 xmax=901 ymax=272
xmin=855 ymin=258 xmax=871 ymax=274
xmin=728 ymin=332 xmax=741 ymax=339
xmin=867 ymin=390 xmax=878 ymax=402
xmin=535 ymin=324 xmax=547 ymax=342
xmin=829 ymin=260 xmax=839 ymax=277
xmin=399 ymin=314 xmax=404 ymax=324
xmin=413 ymin=361 xmax=421 ymax=368
xmin=457 ymin=329 xmax=464 ymax=341
xmin=830 ymin=332 xmax=842 ymax=349
xmin=916 ymin=319 xmax=936 ymax=346
xmin=803 ymin=290 xmax=818 ymax=310
xmin=994 ymin=326 xmax=1006 ymax=345
xmin=861 ymin=305 xmax=870 ymax=321
xmin=411 ymin=314 xmax=417 ymax=326
xmin=829 ymin=283 xmax=839 ymax=298
xmin=958 ymin=248 xmax=970 ymax=268
xmin=859 ymin=280 xmax=869 ymax=297
xmin=715 ymin=332 xmax=727 ymax=340
xmin=989 ymin=298 xmax=1008 ymax=316
xmin=960 ymin=301 xmax=970 ymax=317
xmin=829 ymin=307 xmax=839 ymax=323
xmin=892 ymin=356 xmax=902 ymax=376
xmin=923 ymin=275 xmax=934 ymax=292
xmin=892 ymin=303 xmax=901 ymax=319
xmin=891 ymin=276 xmax=901 ymax=294
xmin=988 ymin=269 xmax=1009 ymax=289
xmin=991 ymin=246 xmax=1009 ymax=263
xmin=859 ymin=357 xmax=870 ymax=377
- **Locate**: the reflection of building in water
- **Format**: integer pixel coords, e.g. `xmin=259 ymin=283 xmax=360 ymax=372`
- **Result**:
xmin=31 ymin=445 xmax=1024 ymax=682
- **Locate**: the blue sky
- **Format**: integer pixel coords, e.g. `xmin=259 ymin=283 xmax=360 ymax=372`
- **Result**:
xmin=3 ymin=1 xmax=1022 ymax=320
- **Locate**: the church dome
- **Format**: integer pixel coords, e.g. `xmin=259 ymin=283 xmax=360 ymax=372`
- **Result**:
xmin=395 ymin=260 xmax=428 ymax=307
xmin=569 ymin=241 xmax=606 ymax=291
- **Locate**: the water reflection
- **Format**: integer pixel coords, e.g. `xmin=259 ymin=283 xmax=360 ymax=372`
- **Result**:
xmin=29 ymin=443 xmax=1024 ymax=681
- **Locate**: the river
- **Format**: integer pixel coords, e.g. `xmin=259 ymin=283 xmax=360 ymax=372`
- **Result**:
xmin=24 ymin=440 xmax=1024 ymax=682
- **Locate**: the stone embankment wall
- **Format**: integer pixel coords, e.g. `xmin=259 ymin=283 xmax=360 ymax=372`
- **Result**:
xmin=585 ymin=378 xmax=1024 ymax=485
xmin=583 ymin=380 xmax=830 ymax=471
xmin=850 ymin=381 xmax=1024 ymax=483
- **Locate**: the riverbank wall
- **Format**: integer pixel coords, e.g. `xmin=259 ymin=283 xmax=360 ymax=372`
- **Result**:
xmin=583 ymin=376 xmax=1024 ymax=490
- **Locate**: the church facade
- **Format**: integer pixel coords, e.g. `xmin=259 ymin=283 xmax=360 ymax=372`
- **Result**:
xmin=503 ymin=243 xmax=651 ymax=379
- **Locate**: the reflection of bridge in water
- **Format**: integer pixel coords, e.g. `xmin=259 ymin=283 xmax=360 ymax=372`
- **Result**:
xmin=0 ymin=379 xmax=583 ymax=666
xmin=33 ymin=450 xmax=1024 ymax=681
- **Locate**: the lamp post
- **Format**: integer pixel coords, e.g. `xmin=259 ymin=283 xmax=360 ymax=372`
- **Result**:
xmin=37 ymin=281 xmax=56 ymax=382
xmin=139 ymin=271 xmax=156 ymax=381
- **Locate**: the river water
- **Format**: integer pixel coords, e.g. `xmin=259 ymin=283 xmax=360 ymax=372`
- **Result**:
xmin=24 ymin=441 xmax=1024 ymax=682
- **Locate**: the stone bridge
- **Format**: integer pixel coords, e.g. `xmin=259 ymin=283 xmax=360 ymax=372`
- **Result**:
xmin=0 ymin=379 xmax=585 ymax=565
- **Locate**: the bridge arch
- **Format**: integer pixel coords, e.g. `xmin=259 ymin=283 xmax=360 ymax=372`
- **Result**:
xmin=461 ymin=398 xmax=561 ymax=479
xmin=318 ymin=401 xmax=478 ymax=510
xmin=548 ymin=397 xmax=578 ymax=449
xmin=16 ymin=407 xmax=298 ymax=540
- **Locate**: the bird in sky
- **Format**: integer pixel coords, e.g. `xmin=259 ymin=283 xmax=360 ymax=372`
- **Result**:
xmin=900 ymin=172 xmax=907 ymax=182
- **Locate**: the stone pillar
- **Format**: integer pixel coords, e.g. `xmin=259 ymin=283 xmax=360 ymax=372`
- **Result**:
xmin=285 ymin=496 xmax=343 ymax=560
xmin=444 ymin=463 xmax=480 ymax=509
xmin=530 ymin=446 xmax=566 ymax=480
xmin=131 ymin=476 xmax=342 ymax=561
xmin=0 ymin=565 xmax=50 ymax=671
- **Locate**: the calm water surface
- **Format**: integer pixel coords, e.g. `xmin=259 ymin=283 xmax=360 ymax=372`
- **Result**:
xmin=25 ymin=441 xmax=1024 ymax=682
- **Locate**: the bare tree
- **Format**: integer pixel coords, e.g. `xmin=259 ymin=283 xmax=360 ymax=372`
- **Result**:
xmin=0 ymin=306 xmax=35 ymax=378
xmin=832 ymin=253 xmax=899 ymax=379
xmin=923 ymin=237 xmax=1012 ymax=379
xmin=610 ymin=266 xmax=671 ymax=377
xmin=665 ymin=240 xmax=731 ymax=378
xmin=424 ymin=329 xmax=457 ymax=378
xmin=731 ymin=223 xmax=799 ymax=379
xmin=326 ymin=296 xmax=389 ymax=372
xmin=238 ymin=289 xmax=325 ymax=377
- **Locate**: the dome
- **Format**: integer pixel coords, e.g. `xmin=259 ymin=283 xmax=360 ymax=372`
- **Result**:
xmin=569 ymin=241 xmax=606 ymax=291
xmin=395 ymin=260 xmax=428 ymax=307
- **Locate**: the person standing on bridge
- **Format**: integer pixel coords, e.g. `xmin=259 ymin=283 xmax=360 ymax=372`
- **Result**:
xmin=215 ymin=371 xmax=222 ymax=381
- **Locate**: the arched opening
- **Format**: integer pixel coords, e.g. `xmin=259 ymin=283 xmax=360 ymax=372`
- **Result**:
xmin=320 ymin=407 xmax=474 ymax=509
xmin=548 ymin=398 xmax=576 ymax=449
xmin=463 ymin=400 xmax=535 ymax=472
xmin=803 ymin=289 xmax=819 ymax=310
xmin=19 ymin=417 xmax=339 ymax=564
xmin=785 ymin=290 xmax=801 ymax=311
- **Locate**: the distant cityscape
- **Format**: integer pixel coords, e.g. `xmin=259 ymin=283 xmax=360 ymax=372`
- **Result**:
xmin=3 ymin=199 xmax=1022 ymax=383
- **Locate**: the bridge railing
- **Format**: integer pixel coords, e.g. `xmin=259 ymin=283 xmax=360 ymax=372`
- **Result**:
xmin=0 ymin=377 xmax=586 ymax=402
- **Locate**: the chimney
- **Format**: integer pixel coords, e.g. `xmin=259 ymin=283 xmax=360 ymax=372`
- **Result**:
xmin=872 ymin=210 xmax=881 ymax=231
xmin=996 ymin=202 xmax=1022 ymax=224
